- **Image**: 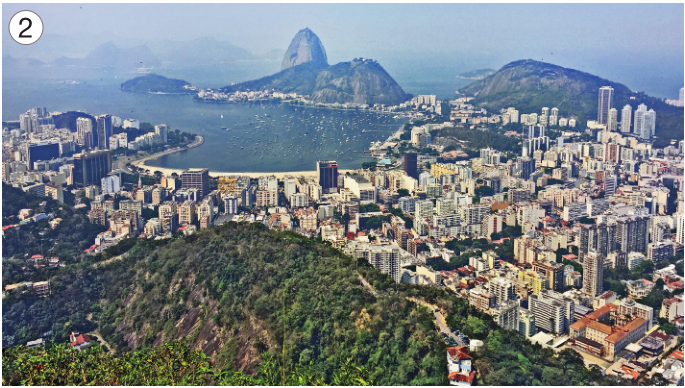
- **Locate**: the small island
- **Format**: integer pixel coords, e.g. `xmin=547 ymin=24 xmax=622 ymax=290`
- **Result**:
xmin=456 ymin=68 xmax=496 ymax=80
xmin=120 ymin=74 xmax=196 ymax=95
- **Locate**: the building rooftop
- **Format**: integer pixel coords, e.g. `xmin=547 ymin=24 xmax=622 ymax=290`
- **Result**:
xmin=447 ymin=346 xmax=472 ymax=360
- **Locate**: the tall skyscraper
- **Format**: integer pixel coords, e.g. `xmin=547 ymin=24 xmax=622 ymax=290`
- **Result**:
xmin=317 ymin=160 xmax=338 ymax=194
xmin=95 ymin=115 xmax=113 ymax=149
xmin=73 ymin=150 xmax=112 ymax=188
xmin=403 ymin=152 xmax=418 ymax=179
xmin=76 ymin=117 xmax=94 ymax=148
xmin=597 ymin=86 xmax=614 ymax=125
xmin=181 ymin=168 xmax=210 ymax=198
xmin=583 ymin=251 xmax=604 ymax=297
xmin=607 ymin=108 xmax=618 ymax=132
xmin=620 ymin=104 xmax=632 ymax=133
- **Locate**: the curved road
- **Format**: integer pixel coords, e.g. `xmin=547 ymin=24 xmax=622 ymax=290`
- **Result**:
xmin=128 ymin=135 xmax=204 ymax=174
xmin=358 ymin=274 xmax=464 ymax=346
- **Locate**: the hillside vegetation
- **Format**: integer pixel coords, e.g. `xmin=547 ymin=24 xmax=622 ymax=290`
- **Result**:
xmin=2 ymin=341 xmax=373 ymax=386
xmin=2 ymin=221 xmax=446 ymax=385
xmin=460 ymin=59 xmax=683 ymax=147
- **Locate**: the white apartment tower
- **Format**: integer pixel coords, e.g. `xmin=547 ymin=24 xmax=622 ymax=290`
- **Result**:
xmin=154 ymin=124 xmax=168 ymax=143
xmin=634 ymin=104 xmax=656 ymax=140
xmin=620 ymin=104 xmax=632 ymax=133
xmin=76 ymin=117 xmax=94 ymax=148
xmin=583 ymin=251 xmax=604 ymax=297
xmin=597 ymin=86 xmax=614 ymax=125
xmin=607 ymin=108 xmax=618 ymax=132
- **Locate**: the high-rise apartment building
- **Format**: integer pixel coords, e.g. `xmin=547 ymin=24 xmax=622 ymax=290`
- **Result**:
xmin=615 ymin=215 xmax=650 ymax=254
xmin=489 ymin=277 xmax=517 ymax=306
xmin=181 ymin=168 xmax=210 ymax=198
xmin=76 ymin=117 xmax=95 ymax=148
xmin=532 ymin=261 xmax=566 ymax=292
xmin=224 ymin=195 xmax=238 ymax=214
xmin=404 ymin=152 xmax=418 ymax=180
xmin=317 ymin=160 xmax=338 ymax=194
xmin=579 ymin=222 xmax=616 ymax=261
xmin=607 ymin=108 xmax=618 ymax=132
xmin=529 ymin=289 xmax=575 ymax=334
xmin=178 ymin=200 xmax=197 ymax=224
xmin=519 ymin=156 xmax=536 ymax=180
xmin=597 ymin=86 xmax=614 ymax=125
xmin=633 ymin=104 xmax=656 ymax=140
xmin=154 ymin=124 xmax=168 ymax=143
xmin=620 ymin=104 xmax=632 ymax=133
xmin=583 ymin=252 xmax=604 ymax=297
xmin=345 ymin=241 xmax=400 ymax=283
xmin=73 ymin=150 xmax=112 ymax=188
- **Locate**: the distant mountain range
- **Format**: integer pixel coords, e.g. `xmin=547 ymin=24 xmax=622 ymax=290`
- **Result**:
xmin=3 ymin=37 xmax=283 ymax=71
xmin=222 ymin=28 xmax=411 ymax=106
xmin=460 ymin=59 xmax=684 ymax=147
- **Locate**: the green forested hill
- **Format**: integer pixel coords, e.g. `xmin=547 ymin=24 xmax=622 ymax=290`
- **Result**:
xmin=120 ymin=74 xmax=193 ymax=94
xmin=460 ymin=59 xmax=684 ymax=147
xmin=2 ymin=222 xmax=446 ymax=385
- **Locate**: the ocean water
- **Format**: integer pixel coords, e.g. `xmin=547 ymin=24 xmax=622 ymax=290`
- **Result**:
xmin=2 ymin=73 xmax=406 ymax=172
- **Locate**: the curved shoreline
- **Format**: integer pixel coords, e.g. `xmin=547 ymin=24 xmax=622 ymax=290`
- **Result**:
xmin=131 ymin=135 xmax=354 ymax=179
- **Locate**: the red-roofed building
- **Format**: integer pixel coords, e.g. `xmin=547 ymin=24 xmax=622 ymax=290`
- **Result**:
xmin=70 ymin=332 xmax=92 ymax=351
xmin=570 ymin=305 xmax=648 ymax=359
xmin=669 ymin=350 xmax=684 ymax=361
xmin=447 ymin=346 xmax=474 ymax=385
xmin=27 ymin=254 xmax=43 ymax=264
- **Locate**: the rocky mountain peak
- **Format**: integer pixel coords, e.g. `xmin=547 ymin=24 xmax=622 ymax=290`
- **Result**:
xmin=281 ymin=28 xmax=328 ymax=71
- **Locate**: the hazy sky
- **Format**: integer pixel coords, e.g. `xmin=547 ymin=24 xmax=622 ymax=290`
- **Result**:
xmin=4 ymin=3 xmax=682 ymax=56
xmin=3 ymin=3 xmax=683 ymax=97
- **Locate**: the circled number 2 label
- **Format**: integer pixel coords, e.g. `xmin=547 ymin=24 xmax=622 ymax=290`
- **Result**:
xmin=9 ymin=10 xmax=43 ymax=45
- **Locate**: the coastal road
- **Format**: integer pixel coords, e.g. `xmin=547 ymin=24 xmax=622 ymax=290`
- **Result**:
xmin=129 ymin=135 xmax=205 ymax=174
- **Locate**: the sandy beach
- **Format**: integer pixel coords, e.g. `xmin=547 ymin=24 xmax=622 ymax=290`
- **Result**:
xmin=134 ymin=164 xmax=354 ymax=179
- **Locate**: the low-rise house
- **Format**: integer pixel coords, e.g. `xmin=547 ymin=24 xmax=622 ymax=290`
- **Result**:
xmin=69 ymin=332 xmax=92 ymax=351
